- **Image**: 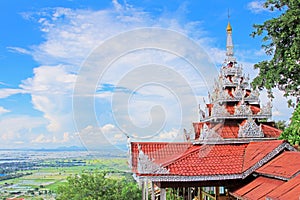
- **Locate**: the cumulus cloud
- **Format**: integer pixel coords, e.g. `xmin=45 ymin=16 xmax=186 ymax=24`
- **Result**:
xmin=247 ymin=1 xmax=269 ymax=13
xmin=78 ymin=124 xmax=127 ymax=149
xmin=0 ymin=116 xmax=46 ymax=148
xmin=1 ymin=0 xmax=292 ymax=149
xmin=31 ymin=132 xmax=71 ymax=144
xmin=20 ymin=65 xmax=76 ymax=133
xmin=15 ymin=2 xmax=213 ymax=148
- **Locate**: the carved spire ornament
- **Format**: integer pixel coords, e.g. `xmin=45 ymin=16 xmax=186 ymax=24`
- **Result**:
xmin=238 ymin=118 xmax=264 ymax=138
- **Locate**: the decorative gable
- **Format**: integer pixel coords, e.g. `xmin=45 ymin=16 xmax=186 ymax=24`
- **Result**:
xmin=211 ymin=103 xmax=230 ymax=117
xmin=238 ymin=118 xmax=264 ymax=138
xmin=234 ymin=104 xmax=253 ymax=116
xmin=137 ymin=145 xmax=170 ymax=174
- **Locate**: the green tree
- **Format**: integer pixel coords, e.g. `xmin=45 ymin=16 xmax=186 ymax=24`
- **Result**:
xmin=56 ymin=171 xmax=141 ymax=200
xmin=251 ymin=0 xmax=300 ymax=146
xmin=275 ymin=120 xmax=287 ymax=131
xmin=279 ymin=103 xmax=300 ymax=146
xmin=251 ymin=0 xmax=300 ymax=103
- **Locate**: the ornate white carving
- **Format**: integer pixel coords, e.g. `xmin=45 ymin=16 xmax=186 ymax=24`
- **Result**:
xmin=222 ymin=76 xmax=233 ymax=86
xmin=245 ymin=89 xmax=259 ymax=101
xmin=219 ymin=89 xmax=233 ymax=101
xmin=137 ymin=145 xmax=169 ymax=174
xmin=231 ymin=74 xmax=240 ymax=84
xmin=241 ymin=74 xmax=250 ymax=88
xmin=232 ymin=87 xmax=245 ymax=99
xmin=199 ymin=124 xmax=219 ymax=140
xmin=238 ymin=118 xmax=264 ymax=138
xmin=127 ymin=137 xmax=132 ymax=169
xmin=221 ymin=65 xmax=242 ymax=77
xmin=234 ymin=104 xmax=253 ymax=116
xmin=258 ymin=101 xmax=272 ymax=116
xmin=211 ymin=104 xmax=230 ymax=117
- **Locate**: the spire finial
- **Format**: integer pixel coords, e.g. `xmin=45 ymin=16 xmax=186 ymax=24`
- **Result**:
xmin=228 ymin=8 xmax=230 ymax=20
xmin=226 ymin=9 xmax=232 ymax=32
xmin=226 ymin=9 xmax=234 ymax=61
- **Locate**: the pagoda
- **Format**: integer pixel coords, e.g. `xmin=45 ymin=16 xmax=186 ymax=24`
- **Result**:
xmin=129 ymin=22 xmax=299 ymax=200
xmin=193 ymin=21 xmax=279 ymax=142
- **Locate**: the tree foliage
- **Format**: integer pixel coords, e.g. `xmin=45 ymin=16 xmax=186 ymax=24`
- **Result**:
xmin=275 ymin=120 xmax=287 ymax=131
xmin=56 ymin=171 xmax=141 ymax=200
xmin=279 ymin=103 xmax=300 ymax=146
xmin=251 ymin=0 xmax=300 ymax=103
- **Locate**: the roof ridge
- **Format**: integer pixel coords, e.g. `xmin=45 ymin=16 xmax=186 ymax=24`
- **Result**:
xmin=241 ymin=143 xmax=247 ymax=173
xmin=241 ymin=140 xmax=288 ymax=179
xmin=261 ymin=123 xmax=283 ymax=132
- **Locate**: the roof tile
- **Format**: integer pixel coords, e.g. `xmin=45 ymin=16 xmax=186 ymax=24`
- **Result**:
xmin=243 ymin=140 xmax=285 ymax=171
xmin=231 ymin=176 xmax=284 ymax=200
xmin=266 ymin=174 xmax=300 ymax=200
xmin=131 ymin=140 xmax=286 ymax=177
xmin=256 ymin=151 xmax=300 ymax=179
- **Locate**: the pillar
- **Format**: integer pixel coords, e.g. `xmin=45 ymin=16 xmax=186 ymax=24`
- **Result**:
xmin=188 ymin=187 xmax=192 ymax=200
xmin=145 ymin=179 xmax=148 ymax=200
xmin=160 ymin=188 xmax=166 ymax=200
xmin=142 ymin=181 xmax=145 ymax=200
xmin=151 ymin=181 xmax=155 ymax=200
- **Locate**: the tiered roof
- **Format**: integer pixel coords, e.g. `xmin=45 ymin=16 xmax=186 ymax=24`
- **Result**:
xmin=194 ymin=21 xmax=280 ymax=141
xmin=129 ymin=22 xmax=298 ymax=197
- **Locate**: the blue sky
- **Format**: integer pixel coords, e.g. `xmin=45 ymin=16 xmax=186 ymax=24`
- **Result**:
xmin=0 ymin=0 xmax=294 ymax=149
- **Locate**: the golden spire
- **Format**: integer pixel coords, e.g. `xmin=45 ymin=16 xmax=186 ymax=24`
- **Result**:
xmin=226 ymin=9 xmax=232 ymax=32
xmin=226 ymin=9 xmax=234 ymax=61
xmin=226 ymin=21 xmax=232 ymax=32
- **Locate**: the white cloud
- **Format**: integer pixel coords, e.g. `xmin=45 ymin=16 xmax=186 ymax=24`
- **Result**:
xmin=78 ymin=124 xmax=127 ymax=149
xmin=153 ymin=129 xmax=181 ymax=140
xmin=20 ymin=65 xmax=76 ymax=133
xmin=0 ymin=88 xmax=26 ymax=98
xmin=31 ymin=132 xmax=71 ymax=144
xmin=2 ymin=1 xmax=292 ymax=149
xmin=7 ymin=47 xmax=31 ymax=55
xmin=247 ymin=1 xmax=269 ymax=13
xmin=31 ymin=134 xmax=52 ymax=143
xmin=16 ymin=3 xmax=212 ymax=148
xmin=0 ymin=116 xmax=46 ymax=147
xmin=0 ymin=106 xmax=10 ymax=114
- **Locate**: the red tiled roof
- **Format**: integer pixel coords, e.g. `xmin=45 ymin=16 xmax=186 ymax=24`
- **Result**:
xmin=215 ymin=123 xmax=238 ymax=138
xmin=165 ymin=143 xmax=246 ymax=176
xmin=231 ymin=176 xmax=285 ymax=200
xmin=131 ymin=140 xmax=287 ymax=177
xmin=266 ymin=174 xmax=300 ymax=199
xmin=131 ymin=142 xmax=192 ymax=173
xmin=223 ymin=104 xmax=260 ymax=115
xmin=256 ymin=151 xmax=300 ymax=179
xmin=193 ymin=121 xmax=281 ymax=140
xmin=243 ymin=140 xmax=285 ymax=171
xmin=250 ymin=105 xmax=260 ymax=114
xmin=261 ymin=124 xmax=282 ymax=138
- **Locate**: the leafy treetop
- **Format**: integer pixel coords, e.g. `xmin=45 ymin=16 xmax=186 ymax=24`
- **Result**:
xmin=251 ymin=0 xmax=300 ymax=105
xmin=279 ymin=103 xmax=300 ymax=146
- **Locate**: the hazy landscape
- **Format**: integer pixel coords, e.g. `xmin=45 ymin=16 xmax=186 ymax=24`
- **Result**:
xmin=0 ymin=148 xmax=128 ymax=199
